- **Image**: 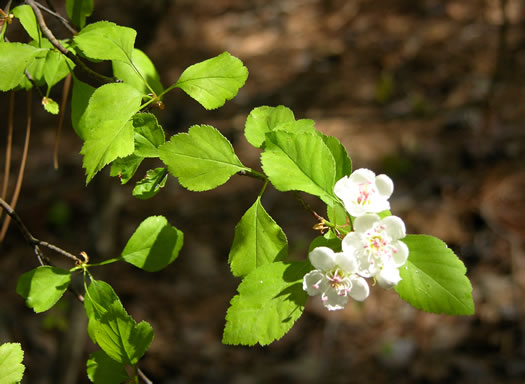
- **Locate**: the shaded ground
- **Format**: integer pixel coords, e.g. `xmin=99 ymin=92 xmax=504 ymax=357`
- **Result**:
xmin=1 ymin=0 xmax=525 ymax=383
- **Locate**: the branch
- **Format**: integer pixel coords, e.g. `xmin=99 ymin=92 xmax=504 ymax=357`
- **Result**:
xmin=34 ymin=0 xmax=77 ymax=35
xmin=292 ymin=191 xmax=324 ymax=222
xmin=0 ymin=91 xmax=14 ymax=221
xmin=137 ymin=368 xmax=153 ymax=384
xmin=0 ymin=91 xmax=32 ymax=242
xmin=54 ymin=73 xmax=72 ymax=169
xmin=0 ymin=1 xmax=13 ymax=38
xmin=25 ymin=0 xmax=114 ymax=85
xmin=0 ymin=196 xmax=81 ymax=264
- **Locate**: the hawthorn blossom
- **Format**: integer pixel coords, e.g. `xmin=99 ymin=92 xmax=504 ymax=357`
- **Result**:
xmin=334 ymin=168 xmax=394 ymax=217
xmin=342 ymin=214 xmax=409 ymax=289
xmin=303 ymin=246 xmax=369 ymax=310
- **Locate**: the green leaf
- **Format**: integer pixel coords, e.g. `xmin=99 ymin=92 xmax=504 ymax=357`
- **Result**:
xmin=110 ymin=155 xmax=143 ymax=184
xmin=74 ymin=21 xmax=136 ymax=63
xmin=16 ymin=266 xmax=71 ymax=313
xmin=327 ymin=203 xmax=347 ymax=227
xmin=42 ymin=97 xmax=59 ymax=115
xmin=0 ymin=343 xmax=25 ymax=384
xmin=223 ymin=261 xmax=310 ymax=346
xmin=82 ymin=119 xmax=135 ymax=184
xmin=18 ymin=38 xmax=74 ymax=90
xmin=132 ymin=113 xmax=165 ymax=158
xmin=79 ymin=83 xmax=143 ymax=183
xmin=84 ymin=280 xmax=154 ymax=365
xmin=95 ymin=302 xmax=153 ymax=365
xmin=309 ymin=236 xmax=341 ymax=252
xmin=175 ymin=52 xmax=248 ymax=110
xmin=158 ymin=124 xmax=247 ymax=191
xmin=95 ymin=305 xmax=153 ymax=365
xmin=79 ymin=82 xmax=142 ymax=138
xmin=0 ymin=42 xmax=46 ymax=91
xmin=275 ymin=119 xmax=317 ymax=135
xmin=122 ymin=215 xmax=183 ymax=272
xmin=71 ymin=77 xmax=95 ymax=139
xmin=18 ymin=50 xmax=48 ymax=90
xmin=42 ymin=49 xmax=74 ymax=89
xmin=84 ymin=279 xmax=121 ymax=328
xmin=395 ymin=234 xmax=475 ymax=315
xmin=66 ymin=0 xmax=93 ymax=29
xmin=244 ymin=105 xmax=318 ymax=148
xmin=378 ymin=209 xmax=392 ymax=219
xmin=86 ymin=350 xmax=129 ymax=384
xmin=113 ymin=48 xmax=163 ymax=96
xmin=321 ymin=134 xmax=352 ymax=181
xmin=244 ymin=106 xmax=295 ymax=148
xmin=229 ymin=197 xmax=288 ymax=277
xmin=132 ymin=168 xmax=168 ymax=200
xmin=12 ymin=5 xmax=41 ymax=43
xmin=326 ymin=202 xmax=349 ymax=238
xmin=261 ymin=131 xmax=337 ymax=204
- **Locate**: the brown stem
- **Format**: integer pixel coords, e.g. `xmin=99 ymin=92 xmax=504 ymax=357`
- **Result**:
xmin=54 ymin=73 xmax=71 ymax=169
xmin=24 ymin=69 xmax=45 ymax=98
xmin=293 ymin=191 xmax=324 ymax=222
xmin=137 ymin=368 xmax=153 ymax=384
xmin=34 ymin=0 xmax=77 ymax=35
xmin=25 ymin=0 xmax=114 ymax=85
xmin=0 ymin=91 xmax=32 ymax=242
xmin=0 ymin=196 xmax=46 ymax=264
xmin=0 ymin=195 xmax=84 ymax=301
xmin=1 ymin=91 xmax=14 ymax=222
xmin=0 ymin=196 xmax=81 ymax=263
xmin=0 ymin=197 xmax=85 ymax=306
xmin=0 ymin=0 xmax=12 ymax=39
xmin=481 ymin=0 xmax=509 ymax=136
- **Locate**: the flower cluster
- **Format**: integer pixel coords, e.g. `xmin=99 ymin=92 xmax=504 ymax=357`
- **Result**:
xmin=303 ymin=168 xmax=409 ymax=310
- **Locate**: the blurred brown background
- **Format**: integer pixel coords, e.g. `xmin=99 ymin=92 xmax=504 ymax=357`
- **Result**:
xmin=1 ymin=0 xmax=525 ymax=383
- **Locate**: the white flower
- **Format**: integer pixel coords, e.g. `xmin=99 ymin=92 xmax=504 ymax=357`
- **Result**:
xmin=303 ymin=246 xmax=369 ymax=310
xmin=342 ymin=214 xmax=408 ymax=289
xmin=334 ymin=168 xmax=394 ymax=217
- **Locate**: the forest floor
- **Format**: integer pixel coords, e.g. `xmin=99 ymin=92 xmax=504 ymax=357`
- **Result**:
xmin=1 ymin=0 xmax=525 ymax=383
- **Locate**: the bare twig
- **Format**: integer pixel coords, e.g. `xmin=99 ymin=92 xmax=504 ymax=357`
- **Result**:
xmin=481 ymin=0 xmax=509 ymax=136
xmin=0 ymin=196 xmax=85 ymax=308
xmin=34 ymin=0 xmax=77 ymax=35
xmin=0 ymin=1 xmax=13 ymax=39
xmin=25 ymin=0 xmax=114 ymax=85
xmin=137 ymin=368 xmax=153 ymax=384
xmin=0 ymin=196 xmax=81 ymax=263
xmin=44 ymin=0 xmax=55 ymax=13
xmin=293 ymin=191 xmax=324 ymax=222
xmin=54 ymin=73 xmax=72 ymax=169
xmin=24 ymin=69 xmax=45 ymax=98
xmin=0 ymin=91 xmax=14 ymax=222
xmin=0 ymin=91 xmax=32 ymax=242
xmin=0 ymin=196 xmax=45 ymax=264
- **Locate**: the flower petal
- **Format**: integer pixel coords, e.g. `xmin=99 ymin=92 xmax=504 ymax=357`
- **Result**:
xmin=346 ymin=204 xmax=369 ymax=217
xmin=335 ymin=252 xmax=358 ymax=273
xmin=376 ymin=264 xmax=402 ymax=289
xmin=368 ymin=199 xmax=390 ymax=214
xmin=308 ymin=247 xmax=336 ymax=271
xmin=375 ymin=174 xmax=394 ymax=198
xmin=382 ymin=216 xmax=406 ymax=240
xmin=349 ymin=168 xmax=375 ymax=184
xmin=334 ymin=176 xmax=351 ymax=201
xmin=391 ymin=240 xmax=409 ymax=266
xmin=349 ymin=276 xmax=370 ymax=301
xmin=303 ymin=270 xmax=327 ymax=296
xmin=341 ymin=232 xmax=361 ymax=255
xmin=354 ymin=214 xmax=380 ymax=233
xmin=322 ymin=287 xmax=349 ymax=311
